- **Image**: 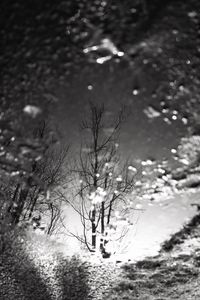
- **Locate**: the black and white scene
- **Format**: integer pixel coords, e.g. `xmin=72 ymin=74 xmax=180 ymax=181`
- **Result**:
xmin=1 ymin=0 xmax=200 ymax=299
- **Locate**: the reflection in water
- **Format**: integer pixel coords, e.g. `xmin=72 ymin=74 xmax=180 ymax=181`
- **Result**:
xmin=83 ymin=37 xmax=124 ymax=64
xmin=1 ymin=0 xmax=200 ymax=262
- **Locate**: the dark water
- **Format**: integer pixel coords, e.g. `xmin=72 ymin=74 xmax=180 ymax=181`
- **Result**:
xmin=0 ymin=0 xmax=188 ymax=162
